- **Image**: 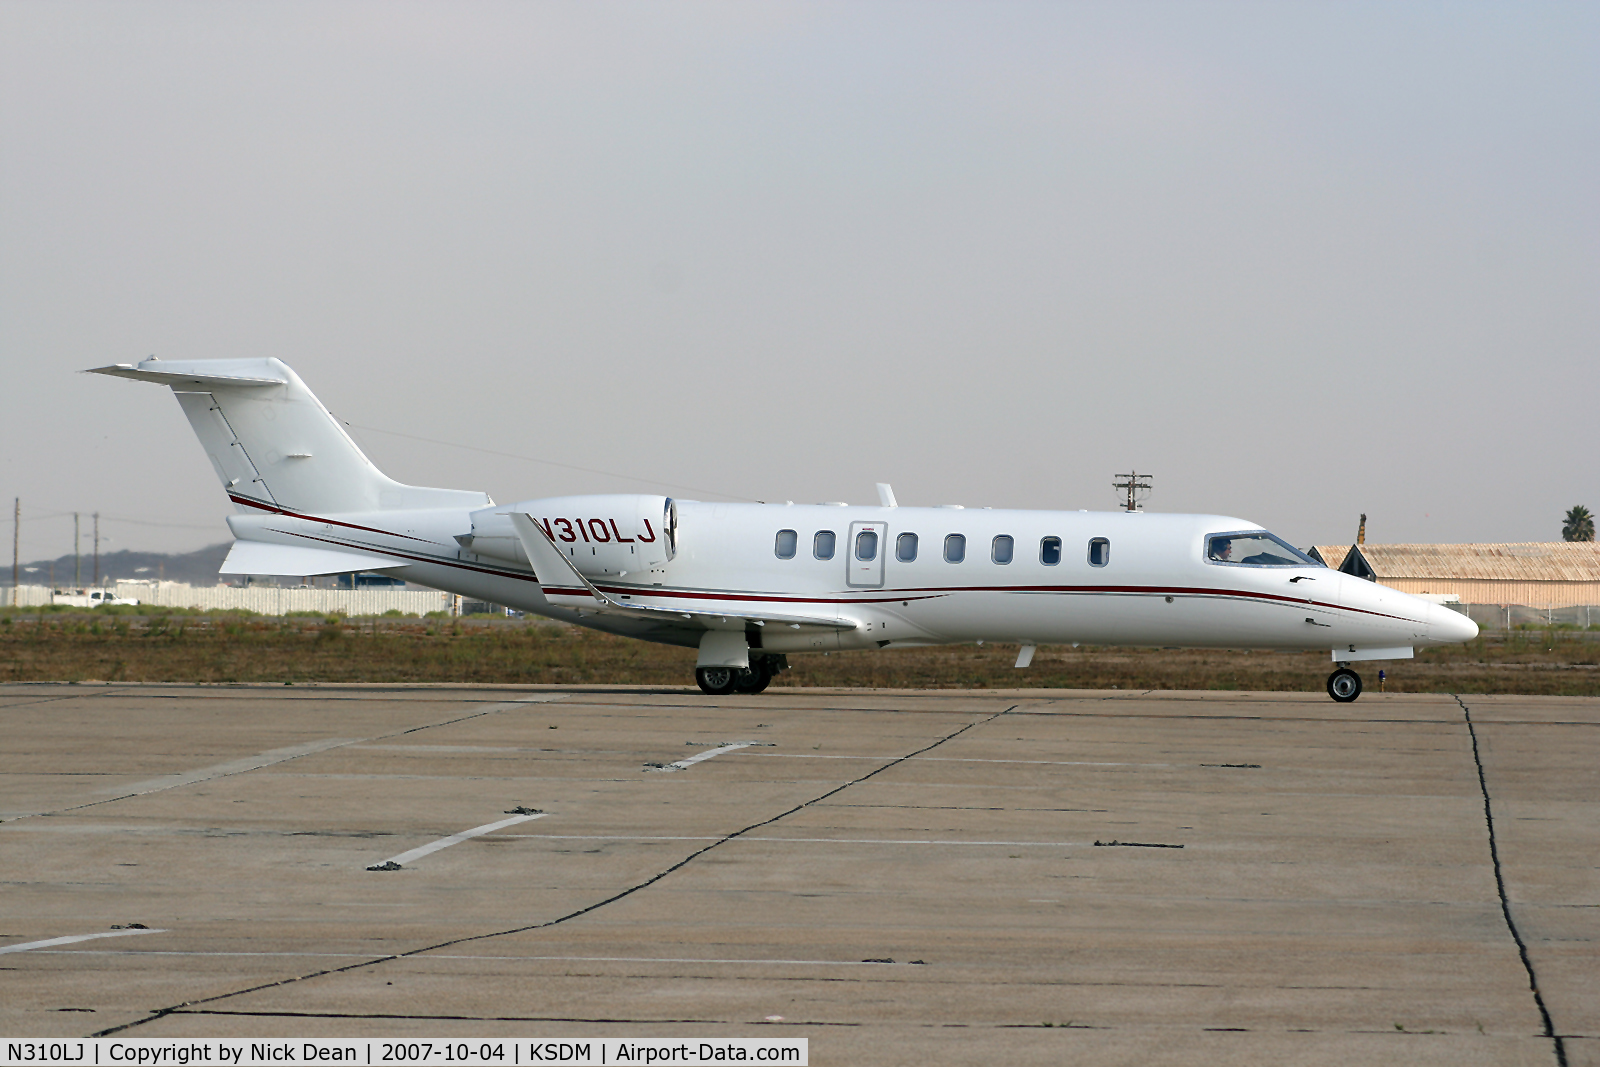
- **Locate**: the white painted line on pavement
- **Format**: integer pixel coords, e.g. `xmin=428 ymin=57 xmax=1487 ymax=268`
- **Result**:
xmin=4 ymin=698 xmax=566 ymax=824
xmin=753 ymin=752 xmax=1164 ymax=768
xmin=655 ymin=741 xmax=756 ymax=772
xmin=499 ymin=833 xmax=1086 ymax=848
xmin=375 ymin=812 xmax=548 ymax=868
xmin=0 ymin=928 xmax=168 ymax=955
xmin=98 ymin=698 xmax=566 ymax=798
xmin=106 ymin=739 xmax=362 ymax=796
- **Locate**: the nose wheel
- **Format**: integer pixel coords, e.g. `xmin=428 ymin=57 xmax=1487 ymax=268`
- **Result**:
xmin=1327 ymin=667 xmax=1362 ymax=703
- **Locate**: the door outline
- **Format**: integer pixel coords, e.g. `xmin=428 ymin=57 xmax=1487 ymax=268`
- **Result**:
xmin=847 ymin=521 xmax=887 ymax=588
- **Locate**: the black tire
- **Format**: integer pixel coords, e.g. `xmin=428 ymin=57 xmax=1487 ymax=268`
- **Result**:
xmin=1327 ymin=667 xmax=1362 ymax=703
xmin=696 ymin=666 xmax=738 ymax=695
xmin=732 ymin=661 xmax=773 ymax=694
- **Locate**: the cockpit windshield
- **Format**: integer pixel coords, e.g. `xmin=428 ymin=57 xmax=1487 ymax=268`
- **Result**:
xmin=1205 ymin=531 xmax=1321 ymax=568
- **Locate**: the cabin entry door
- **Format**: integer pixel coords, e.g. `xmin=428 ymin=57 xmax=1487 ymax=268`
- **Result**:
xmin=846 ymin=521 xmax=888 ymax=588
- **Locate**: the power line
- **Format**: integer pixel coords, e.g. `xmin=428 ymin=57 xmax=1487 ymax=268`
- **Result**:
xmin=11 ymin=508 xmax=219 ymax=530
xmin=342 ymin=421 xmax=757 ymax=502
xmin=12 ymin=417 xmax=755 ymax=549
xmin=6 ymin=502 xmax=223 ymax=585
xmin=94 ymin=514 xmax=222 ymax=531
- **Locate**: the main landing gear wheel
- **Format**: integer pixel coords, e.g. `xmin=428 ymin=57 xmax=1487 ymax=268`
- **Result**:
xmin=732 ymin=661 xmax=773 ymax=694
xmin=1327 ymin=667 xmax=1362 ymax=703
xmin=695 ymin=666 xmax=738 ymax=695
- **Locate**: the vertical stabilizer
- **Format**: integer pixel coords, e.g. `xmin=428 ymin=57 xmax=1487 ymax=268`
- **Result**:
xmin=88 ymin=358 xmax=488 ymax=514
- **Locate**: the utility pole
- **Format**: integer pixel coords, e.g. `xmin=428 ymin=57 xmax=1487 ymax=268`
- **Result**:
xmin=1113 ymin=470 xmax=1152 ymax=512
xmin=10 ymin=498 xmax=17 ymax=608
xmin=93 ymin=512 xmax=100 ymax=587
xmin=74 ymin=512 xmax=81 ymax=590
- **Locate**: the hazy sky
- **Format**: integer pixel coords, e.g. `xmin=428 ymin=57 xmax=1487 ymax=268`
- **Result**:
xmin=3 ymin=1 xmax=1596 ymax=563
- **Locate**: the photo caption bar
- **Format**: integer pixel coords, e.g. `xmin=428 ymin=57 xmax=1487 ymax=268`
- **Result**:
xmin=2 ymin=1041 xmax=807 ymax=1067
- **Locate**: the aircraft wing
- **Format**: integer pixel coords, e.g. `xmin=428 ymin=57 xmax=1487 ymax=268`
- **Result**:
xmin=506 ymin=512 xmax=855 ymax=633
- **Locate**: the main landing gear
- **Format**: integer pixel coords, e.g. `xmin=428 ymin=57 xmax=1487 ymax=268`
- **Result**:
xmin=1327 ymin=667 xmax=1362 ymax=703
xmin=695 ymin=656 xmax=782 ymax=696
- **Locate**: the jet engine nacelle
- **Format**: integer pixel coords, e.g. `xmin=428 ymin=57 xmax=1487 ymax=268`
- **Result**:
xmin=461 ymin=495 xmax=677 ymax=577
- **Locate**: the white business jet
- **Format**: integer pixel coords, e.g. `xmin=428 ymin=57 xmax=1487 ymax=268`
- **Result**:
xmin=90 ymin=358 xmax=1477 ymax=701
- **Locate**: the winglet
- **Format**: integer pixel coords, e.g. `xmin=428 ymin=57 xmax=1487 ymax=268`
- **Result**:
xmin=506 ymin=512 xmax=610 ymax=607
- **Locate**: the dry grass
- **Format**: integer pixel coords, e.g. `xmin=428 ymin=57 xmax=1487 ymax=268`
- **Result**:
xmin=2 ymin=612 xmax=1596 ymax=695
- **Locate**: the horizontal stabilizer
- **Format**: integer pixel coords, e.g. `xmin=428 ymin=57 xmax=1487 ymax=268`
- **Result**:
xmin=86 ymin=363 xmax=287 ymax=389
xmin=220 ymin=540 xmax=405 ymax=577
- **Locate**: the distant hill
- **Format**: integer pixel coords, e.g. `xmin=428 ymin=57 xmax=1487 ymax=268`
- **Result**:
xmin=9 ymin=542 xmax=231 ymax=589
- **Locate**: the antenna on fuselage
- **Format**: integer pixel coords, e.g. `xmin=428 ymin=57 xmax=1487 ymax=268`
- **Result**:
xmin=1113 ymin=470 xmax=1151 ymax=512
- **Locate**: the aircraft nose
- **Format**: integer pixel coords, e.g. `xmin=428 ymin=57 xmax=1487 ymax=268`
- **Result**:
xmin=1429 ymin=603 xmax=1479 ymax=644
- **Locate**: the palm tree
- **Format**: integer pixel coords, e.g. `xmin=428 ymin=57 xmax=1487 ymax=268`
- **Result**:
xmin=1563 ymin=505 xmax=1595 ymax=542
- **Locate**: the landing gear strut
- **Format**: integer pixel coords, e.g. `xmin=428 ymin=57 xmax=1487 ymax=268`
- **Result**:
xmin=1327 ymin=667 xmax=1362 ymax=703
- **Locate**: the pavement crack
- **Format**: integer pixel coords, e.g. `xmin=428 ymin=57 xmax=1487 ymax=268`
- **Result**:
xmin=0 ymin=685 xmax=138 ymax=711
xmin=1454 ymin=693 xmax=1567 ymax=1067
xmin=90 ymin=703 xmax=1020 ymax=1038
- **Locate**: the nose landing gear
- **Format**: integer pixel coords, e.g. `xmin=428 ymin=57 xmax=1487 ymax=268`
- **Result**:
xmin=1327 ymin=667 xmax=1362 ymax=703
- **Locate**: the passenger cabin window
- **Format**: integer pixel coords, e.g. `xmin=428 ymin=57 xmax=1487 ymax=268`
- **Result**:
xmin=944 ymin=533 xmax=966 ymax=563
xmin=1088 ymin=537 xmax=1110 ymax=567
xmin=856 ymin=529 xmax=879 ymax=561
xmin=896 ymin=532 xmax=918 ymax=562
xmin=1040 ymin=536 xmax=1062 ymax=566
xmin=774 ymin=529 xmax=797 ymax=560
xmin=814 ymin=530 xmax=836 ymax=560
xmin=992 ymin=535 xmax=1014 ymax=565
xmin=1205 ymin=531 xmax=1318 ymax=567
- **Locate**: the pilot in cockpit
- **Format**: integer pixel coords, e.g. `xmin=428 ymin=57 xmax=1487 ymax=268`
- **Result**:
xmin=1208 ymin=532 xmax=1305 ymax=566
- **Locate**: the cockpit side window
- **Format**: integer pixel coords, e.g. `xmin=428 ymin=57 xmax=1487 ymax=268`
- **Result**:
xmin=1205 ymin=531 xmax=1321 ymax=567
xmin=1087 ymin=537 xmax=1109 ymax=567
